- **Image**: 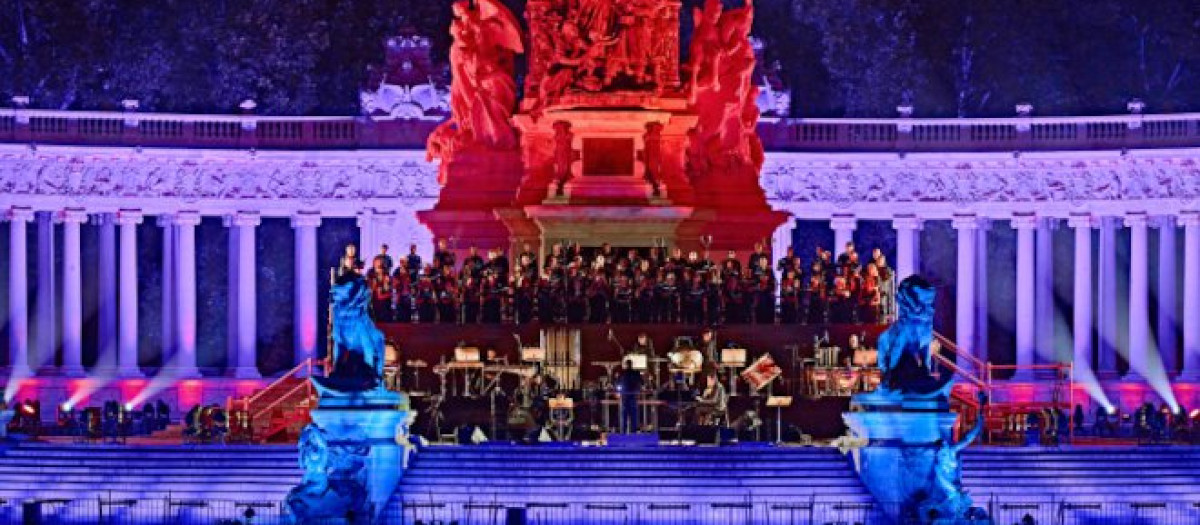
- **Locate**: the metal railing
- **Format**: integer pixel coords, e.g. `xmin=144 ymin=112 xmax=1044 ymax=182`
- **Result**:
xmin=7 ymin=494 xmax=1200 ymax=524
xmin=6 ymin=105 xmax=1200 ymax=153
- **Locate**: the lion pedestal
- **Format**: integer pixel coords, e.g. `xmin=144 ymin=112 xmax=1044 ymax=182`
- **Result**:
xmin=286 ymin=273 xmax=415 ymax=523
xmin=841 ymin=276 xmax=989 ymax=525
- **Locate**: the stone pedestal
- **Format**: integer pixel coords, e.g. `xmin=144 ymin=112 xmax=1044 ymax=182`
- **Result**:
xmin=287 ymin=389 xmax=412 ymax=523
xmin=843 ymin=394 xmax=985 ymax=524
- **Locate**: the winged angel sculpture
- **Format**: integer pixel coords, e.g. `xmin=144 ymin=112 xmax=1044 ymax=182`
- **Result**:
xmin=426 ymin=0 xmax=524 ymax=183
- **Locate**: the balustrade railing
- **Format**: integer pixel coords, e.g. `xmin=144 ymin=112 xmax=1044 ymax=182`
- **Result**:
xmin=5 ymin=106 xmax=1200 ymax=152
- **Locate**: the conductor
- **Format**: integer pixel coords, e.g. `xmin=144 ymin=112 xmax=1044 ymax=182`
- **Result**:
xmin=618 ymin=358 xmax=644 ymax=434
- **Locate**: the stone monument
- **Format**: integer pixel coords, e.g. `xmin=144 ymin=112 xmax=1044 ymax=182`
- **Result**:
xmin=285 ymin=271 xmax=413 ymax=523
xmin=842 ymin=276 xmax=990 ymax=524
xmin=420 ymin=0 xmax=786 ymax=262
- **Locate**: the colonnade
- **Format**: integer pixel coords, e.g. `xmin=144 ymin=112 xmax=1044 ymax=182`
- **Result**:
xmin=770 ymin=211 xmax=1200 ymax=380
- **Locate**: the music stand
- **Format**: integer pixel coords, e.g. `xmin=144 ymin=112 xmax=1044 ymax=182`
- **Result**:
xmin=766 ymin=396 xmax=793 ymax=444
xmin=626 ymin=354 xmax=648 ymax=371
xmin=720 ymin=348 xmax=747 ymax=396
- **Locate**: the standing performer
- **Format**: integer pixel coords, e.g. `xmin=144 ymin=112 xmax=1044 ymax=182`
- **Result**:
xmin=617 ymin=358 xmax=644 ymax=434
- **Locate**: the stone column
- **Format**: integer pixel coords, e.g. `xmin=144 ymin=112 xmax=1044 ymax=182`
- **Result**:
xmin=96 ymin=213 xmax=118 ymax=372
xmin=1154 ymin=216 xmax=1178 ymax=375
xmin=893 ymin=216 xmax=923 ymax=281
xmin=60 ymin=209 xmax=87 ymax=377
xmin=1068 ymin=214 xmax=1094 ymax=373
xmin=1096 ymin=217 xmax=1120 ymax=378
xmin=232 ymin=212 xmax=261 ymax=379
xmin=1035 ymin=218 xmax=1057 ymax=366
xmin=1181 ymin=211 xmax=1200 ymax=380
xmin=7 ymin=207 xmax=34 ymax=376
xmin=224 ymin=217 xmax=239 ymax=376
xmin=293 ymin=213 xmax=322 ymax=368
xmin=974 ymin=220 xmax=991 ymax=366
xmin=357 ymin=210 xmax=377 ymax=265
xmin=35 ymin=212 xmax=56 ymax=373
xmin=1012 ymin=213 xmax=1038 ymax=380
xmin=952 ymin=215 xmax=978 ymax=369
xmin=831 ymin=215 xmax=856 ymax=257
xmin=116 ymin=210 xmax=144 ymax=377
xmin=158 ymin=215 xmax=177 ymax=368
xmin=173 ymin=211 xmax=202 ymax=378
xmin=1126 ymin=212 xmax=1150 ymax=381
xmin=770 ymin=217 xmax=794 ymax=287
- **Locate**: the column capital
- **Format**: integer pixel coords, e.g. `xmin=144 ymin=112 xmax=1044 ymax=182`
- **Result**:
xmin=951 ymin=214 xmax=980 ymax=230
xmin=7 ymin=206 xmax=34 ymax=222
xmin=892 ymin=215 xmax=923 ymax=231
xmin=358 ymin=209 xmax=397 ymax=227
xmin=173 ymin=211 xmax=203 ymax=227
xmin=830 ymin=214 xmax=857 ymax=231
xmin=291 ymin=212 xmax=323 ymax=229
xmin=1012 ymin=213 xmax=1039 ymax=230
xmin=1179 ymin=211 xmax=1200 ymax=227
xmin=115 ymin=210 xmax=144 ymax=226
xmin=1066 ymin=213 xmax=1095 ymax=229
xmin=58 ymin=208 xmax=89 ymax=225
xmin=230 ymin=211 xmax=261 ymax=228
xmin=1151 ymin=215 xmax=1178 ymax=229
xmin=1124 ymin=212 xmax=1149 ymax=228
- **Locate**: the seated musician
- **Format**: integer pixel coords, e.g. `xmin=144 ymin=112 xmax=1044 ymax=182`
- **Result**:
xmin=617 ymin=359 xmax=644 ymax=434
xmin=696 ymin=373 xmax=728 ymax=426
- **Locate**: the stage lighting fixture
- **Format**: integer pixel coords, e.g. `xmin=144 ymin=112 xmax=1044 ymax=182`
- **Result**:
xmin=60 ymin=402 xmax=73 ymax=413
xmin=123 ymin=402 xmax=133 ymax=412
xmin=19 ymin=401 xmax=35 ymax=416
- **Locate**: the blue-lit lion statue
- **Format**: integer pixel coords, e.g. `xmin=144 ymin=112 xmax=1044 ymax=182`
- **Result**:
xmin=315 ymin=274 xmax=386 ymax=393
xmin=875 ymin=275 xmax=954 ymax=400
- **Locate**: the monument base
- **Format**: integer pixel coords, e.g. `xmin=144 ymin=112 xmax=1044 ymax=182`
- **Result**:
xmin=286 ymin=389 xmax=412 ymax=524
xmin=843 ymin=393 xmax=990 ymax=525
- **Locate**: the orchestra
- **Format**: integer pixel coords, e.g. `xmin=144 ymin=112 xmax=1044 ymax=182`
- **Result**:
xmin=355 ymin=240 xmax=891 ymax=444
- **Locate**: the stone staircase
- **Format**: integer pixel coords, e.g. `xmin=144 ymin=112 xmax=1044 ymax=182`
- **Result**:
xmin=962 ymin=446 xmax=1200 ymax=524
xmin=0 ymin=442 xmax=300 ymax=502
xmin=385 ymin=444 xmax=880 ymax=524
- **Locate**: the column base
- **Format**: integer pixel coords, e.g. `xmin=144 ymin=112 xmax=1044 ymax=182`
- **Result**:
xmin=231 ymin=367 xmax=262 ymax=380
xmin=166 ymin=367 xmax=202 ymax=379
xmin=1178 ymin=370 xmax=1200 ymax=382
xmin=3 ymin=365 xmax=34 ymax=378
xmin=117 ymin=367 xmax=145 ymax=379
xmin=1122 ymin=372 xmax=1148 ymax=383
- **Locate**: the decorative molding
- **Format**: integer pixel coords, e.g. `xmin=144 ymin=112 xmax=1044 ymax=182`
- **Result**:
xmin=0 ymin=146 xmax=439 ymax=216
xmin=5 ymin=145 xmax=1200 ymax=221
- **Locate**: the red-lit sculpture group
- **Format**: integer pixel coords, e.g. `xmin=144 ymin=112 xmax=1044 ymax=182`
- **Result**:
xmin=422 ymin=0 xmax=784 ymax=262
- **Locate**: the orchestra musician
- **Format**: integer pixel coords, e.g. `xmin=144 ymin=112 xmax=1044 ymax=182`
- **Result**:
xmin=617 ymin=358 xmax=644 ymax=434
xmin=696 ymin=373 xmax=728 ymax=426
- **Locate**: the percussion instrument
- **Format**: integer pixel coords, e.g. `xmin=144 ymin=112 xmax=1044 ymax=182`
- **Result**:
xmin=668 ymin=349 xmax=704 ymax=372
